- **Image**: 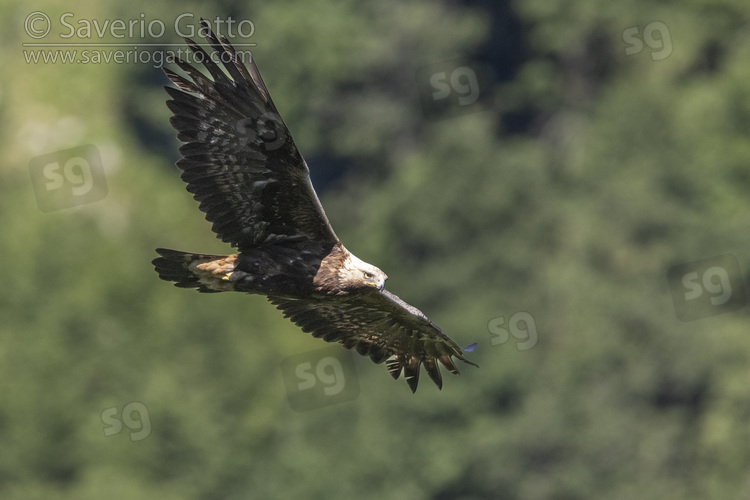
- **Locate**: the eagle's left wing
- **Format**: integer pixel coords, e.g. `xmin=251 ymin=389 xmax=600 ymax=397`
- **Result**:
xmin=163 ymin=20 xmax=339 ymax=251
xmin=268 ymin=291 xmax=477 ymax=392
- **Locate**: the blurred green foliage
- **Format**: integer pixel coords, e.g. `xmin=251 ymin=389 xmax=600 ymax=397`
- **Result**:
xmin=4 ymin=0 xmax=750 ymax=498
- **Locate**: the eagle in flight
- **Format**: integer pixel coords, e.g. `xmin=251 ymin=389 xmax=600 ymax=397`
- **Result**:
xmin=152 ymin=20 xmax=477 ymax=392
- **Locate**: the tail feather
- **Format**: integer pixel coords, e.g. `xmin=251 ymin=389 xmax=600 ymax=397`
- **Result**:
xmin=152 ymin=248 xmax=238 ymax=293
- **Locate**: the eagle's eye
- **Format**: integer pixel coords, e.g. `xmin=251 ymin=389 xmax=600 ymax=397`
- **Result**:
xmin=363 ymin=271 xmax=374 ymax=280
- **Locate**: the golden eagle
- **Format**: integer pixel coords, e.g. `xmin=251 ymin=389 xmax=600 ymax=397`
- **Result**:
xmin=152 ymin=20 xmax=477 ymax=392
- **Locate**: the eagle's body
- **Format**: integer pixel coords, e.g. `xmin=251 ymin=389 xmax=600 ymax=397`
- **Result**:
xmin=156 ymin=241 xmax=377 ymax=297
xmin=153 ymin=20 xmax=476 ymax=392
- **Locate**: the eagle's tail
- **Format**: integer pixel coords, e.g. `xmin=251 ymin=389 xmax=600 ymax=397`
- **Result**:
xmin=152 ymin=248 xmax=239 ymax=293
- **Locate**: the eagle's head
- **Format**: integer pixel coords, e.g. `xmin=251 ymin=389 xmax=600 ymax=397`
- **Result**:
xmin=340 ymin=252 xmax=388 ymax=292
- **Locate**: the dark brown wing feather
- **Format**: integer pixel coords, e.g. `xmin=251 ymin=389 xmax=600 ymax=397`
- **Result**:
xmin=164 ymin=19 xmax=338 ymax=251
xmin=268 ymin=290 xmax=477 ymax=392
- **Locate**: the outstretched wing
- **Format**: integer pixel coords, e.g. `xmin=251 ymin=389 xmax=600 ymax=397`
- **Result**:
xmin=164 ymin=19 xmax=338 ymax=251
xmin=268 ymin=290 xmax=477 ymax=392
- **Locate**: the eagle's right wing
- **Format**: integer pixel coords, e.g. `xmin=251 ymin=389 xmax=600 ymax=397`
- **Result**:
xmin=268 ymin=290 xmax=478 ymax=392
xmin=164 ymin=20 xmax=338 ymax=251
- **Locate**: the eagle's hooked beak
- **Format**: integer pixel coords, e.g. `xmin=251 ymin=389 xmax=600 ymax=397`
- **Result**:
xmin=364 ymin=270 xmax=387 ymax=290
xmin=366 ymin=275 xmax=387 ymax=291
xmin=377 ymin=274 xmax=387 ymax=291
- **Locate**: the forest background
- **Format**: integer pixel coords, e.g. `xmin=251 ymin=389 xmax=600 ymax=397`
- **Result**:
xmin=4 ymin=0 xmax=750 ymax=498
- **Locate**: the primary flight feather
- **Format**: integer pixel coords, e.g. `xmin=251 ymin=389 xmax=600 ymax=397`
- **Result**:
xmin=152 ymin=19 xmax=477 ymax=392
